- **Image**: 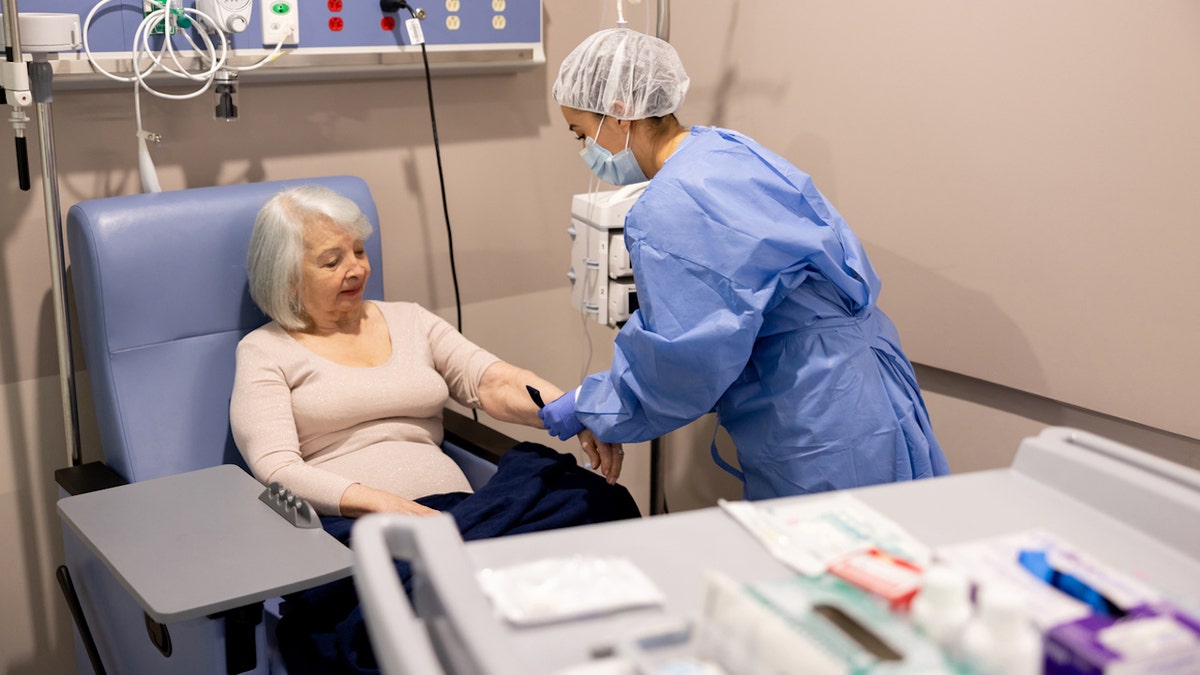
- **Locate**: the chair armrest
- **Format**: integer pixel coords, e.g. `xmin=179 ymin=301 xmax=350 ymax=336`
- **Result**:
xmin=55 ymin=462 xmax=129 ymax=496
xmin=442 ymin=409 xmax=517 ymax=465
xmin=54 ymin=413 xmax=517 ymax=498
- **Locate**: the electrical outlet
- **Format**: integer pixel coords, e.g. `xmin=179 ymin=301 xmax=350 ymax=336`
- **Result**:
xmin=260 ymin=0 xmax=299 ymax=46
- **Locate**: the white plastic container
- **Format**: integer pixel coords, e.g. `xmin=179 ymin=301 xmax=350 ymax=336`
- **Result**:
xmin=910 ymin=563 xmax=973 ymax=652
xmin=960 ymin=583 xmax=1044 ymax=675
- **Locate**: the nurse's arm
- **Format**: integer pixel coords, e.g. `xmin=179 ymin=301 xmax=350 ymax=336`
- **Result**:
xmin=476 ymin=361 xmax=624 ymax=482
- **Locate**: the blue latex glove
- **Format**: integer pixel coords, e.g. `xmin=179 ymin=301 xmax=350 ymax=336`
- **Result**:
xmin=538 ymin=389 xmax=586 ymax=440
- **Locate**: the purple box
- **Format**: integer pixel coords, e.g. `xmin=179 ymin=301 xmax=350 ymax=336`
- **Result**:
xmin=1045 ymin=603 xmax=1200 ymax=675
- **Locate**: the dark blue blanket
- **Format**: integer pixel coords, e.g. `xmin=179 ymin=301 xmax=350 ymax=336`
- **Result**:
xmin=276 ymin=442 xmax=641 ymax=674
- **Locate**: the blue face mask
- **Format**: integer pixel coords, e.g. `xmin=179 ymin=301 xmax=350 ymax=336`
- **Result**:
xmin=580 ymin=117 xmax=648 ymax=186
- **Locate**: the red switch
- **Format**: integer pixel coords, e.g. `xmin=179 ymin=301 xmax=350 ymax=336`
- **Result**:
xmin=381 ymin=16 xmax=396 ymax=30
xmin=327 ymin=0 xmax=342 ymax=10
xmin=328 ymin=16 xmax=344 ymax=31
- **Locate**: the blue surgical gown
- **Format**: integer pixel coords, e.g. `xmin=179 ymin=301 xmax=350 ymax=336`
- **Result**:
xmin=576 ymin=126 xmax=950 ymax=500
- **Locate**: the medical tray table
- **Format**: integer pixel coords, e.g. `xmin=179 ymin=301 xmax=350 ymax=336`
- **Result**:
xmin=57 ymin=464 xmax=353 ymax=622
xmin=354 ymin=427 xmax=1200 ymax=674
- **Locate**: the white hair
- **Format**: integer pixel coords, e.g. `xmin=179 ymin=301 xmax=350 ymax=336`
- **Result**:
xmin=247 ymin=185 xmax=373 ymax=330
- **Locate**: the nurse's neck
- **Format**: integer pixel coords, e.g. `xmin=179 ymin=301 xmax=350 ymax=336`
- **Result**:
xmin=643 ymin=122 xmax=690 ymax=179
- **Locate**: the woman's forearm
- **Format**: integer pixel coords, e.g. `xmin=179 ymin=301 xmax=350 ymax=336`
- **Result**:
xmin=476 ymin=361 xmax=565 ymax=427
xmin=338 ymin=482 xmax=438 ymax=517
xmin=476 ymin=362 xmax=625 ymax=482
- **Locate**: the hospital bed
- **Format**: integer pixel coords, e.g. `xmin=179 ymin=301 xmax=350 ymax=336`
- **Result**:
xmin=352 ymin=426 xmax=1200 ymax=674
xmin=53 ymin=176 xmax=514 ymax=674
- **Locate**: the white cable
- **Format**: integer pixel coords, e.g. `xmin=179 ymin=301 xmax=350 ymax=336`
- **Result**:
xmin=615 ymin=0 xmax=627 ymax=28
xmin=134 ymin=85 xmax=162 ymax=193
xmin=84 ymin=1 xmax=227 ymax=97
xmin=231 ymin=38 xmax=284 ymax=71
xmin=83 ymin=1 xmax=289 ymax=192
xmin=186 ymin=29 xmax=284 ymax=72
xmin=130 ymin=9 xmax=226 ymax=99
xmin=577 ymin=171 xmax=604 ymax=380
xmin=83 ymin=0 xmax=151 ymax=83
xmin=84 ymin=1 xmax=282 ymax=90
xmin=180 ymin=17 xmax=285 ymax=73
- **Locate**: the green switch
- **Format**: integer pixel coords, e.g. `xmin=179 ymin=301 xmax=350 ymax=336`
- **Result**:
xmin=272 ymin=2 xmax=291 ymax=14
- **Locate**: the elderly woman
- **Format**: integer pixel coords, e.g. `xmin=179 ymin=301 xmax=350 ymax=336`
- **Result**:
xmin=230 ymin=184 xmax=628 ymax=519
xmin=231 ymin=184 xmax=638 ymax=673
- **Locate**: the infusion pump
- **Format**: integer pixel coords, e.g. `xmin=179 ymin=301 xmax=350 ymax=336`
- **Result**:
xmin=568 ymin=182 xmax=646 ymax=327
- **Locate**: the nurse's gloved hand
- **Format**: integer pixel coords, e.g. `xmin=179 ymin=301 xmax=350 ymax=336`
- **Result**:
xmin=538 ymin=390 xmax=585 ymax=441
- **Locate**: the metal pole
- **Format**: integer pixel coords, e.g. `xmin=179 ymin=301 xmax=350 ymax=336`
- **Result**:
xmin=4 ymin=0 xmax=32 ymax=193
xmin=655 ymin=0 xmax=669 ymax=42
xmin=648 ymin=0 xmax=670 ymax=515
xmin=2 ymin=0 xmax=21 ymax=58
xmin=32 ymin=58 xmax=81 ymax=467
xmin=649 ymin=437 xmax=664 ymax=514
xmin=4 ymin=4 xmax=80 ymax=466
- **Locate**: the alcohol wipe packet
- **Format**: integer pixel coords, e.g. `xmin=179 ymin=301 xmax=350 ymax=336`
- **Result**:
xmin=477 ymin=555 xmax=665 ymax=626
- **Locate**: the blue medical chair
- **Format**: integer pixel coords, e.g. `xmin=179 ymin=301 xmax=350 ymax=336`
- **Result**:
xmin=53 ymin=176 xmax=513 ymax=674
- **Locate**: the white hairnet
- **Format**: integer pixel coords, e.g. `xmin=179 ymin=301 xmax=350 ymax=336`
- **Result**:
xmin=553 ymin=28 xmax=690 ymax=120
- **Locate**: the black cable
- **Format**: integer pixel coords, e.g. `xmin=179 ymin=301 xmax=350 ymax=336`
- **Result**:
xmin=398 ymin=3 xmax=476 ymax=421
xmin=402 ymin=3 xmax=464 ymax=337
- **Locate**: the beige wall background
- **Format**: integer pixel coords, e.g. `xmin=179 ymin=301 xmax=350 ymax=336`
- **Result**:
xmin=2 ymin=1 xmax=1198 ymax=671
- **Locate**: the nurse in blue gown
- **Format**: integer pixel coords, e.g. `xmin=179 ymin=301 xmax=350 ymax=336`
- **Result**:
xmin=540 ymin=28 xmax=950 ymax=500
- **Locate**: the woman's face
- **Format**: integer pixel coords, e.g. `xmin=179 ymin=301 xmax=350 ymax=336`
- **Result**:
xmin=561 ymin=106 xmax=627 ymax=153
xmin=298 ymin=216 xmax=370 ymax=324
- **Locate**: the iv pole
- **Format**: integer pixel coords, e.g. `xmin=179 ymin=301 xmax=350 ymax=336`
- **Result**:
xmin=646 ymin=0 xmax=669 ymax=515
xmin=2 ymin=0 xmax=82 ymax=467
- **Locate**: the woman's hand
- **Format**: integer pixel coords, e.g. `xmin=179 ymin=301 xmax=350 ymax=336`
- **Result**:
xmin=385 ymin=498 xmax=440 ymax=517
xmin=475 ymin=362 xmax=624 ymax=483
xmin=339 ymin=482 xmax=439 ymax=517
xmin=579 ymin=429 xmax=624 ymax=485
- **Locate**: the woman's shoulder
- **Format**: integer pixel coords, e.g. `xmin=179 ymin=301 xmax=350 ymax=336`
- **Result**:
xmin=679 ymin=125 xmax=777 ymax=162
xmin=373 ymin=300 xmax=419 ymax=313
xmin=372 ymin=300 xmax=432 ymax=324
xmin=373 ymin=301 xmax=449 ymax=339
xmin=235 ymin=321 xmax=295 ymax=364
xmin=683 ymin=125 xmax=749 ymax=147
xmin=238 ymin=320 xmax=287 ymax=348
xmin=655 ymin=126 xmax=807 ymax=195
xmin=641 ymin=128 xmax=755 ymax=203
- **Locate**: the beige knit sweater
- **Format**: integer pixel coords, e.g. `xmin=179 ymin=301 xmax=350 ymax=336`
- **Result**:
xmin=230 ymin=301 xmax=499 ymax=515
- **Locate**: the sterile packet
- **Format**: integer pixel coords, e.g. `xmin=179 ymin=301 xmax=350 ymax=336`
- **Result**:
xmin=477 ymin=555 xmax=665 ymax=626
xmin=719 ymin=494 xmax=932 ymax=577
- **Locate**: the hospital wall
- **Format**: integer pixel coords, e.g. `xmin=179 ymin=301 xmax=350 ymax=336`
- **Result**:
xmin=1 ymin=0 xmax=1198 ymax=671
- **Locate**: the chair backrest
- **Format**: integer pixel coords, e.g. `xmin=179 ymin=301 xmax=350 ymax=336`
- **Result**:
xmin=67 ymin=176 xmax=385 ymax=483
